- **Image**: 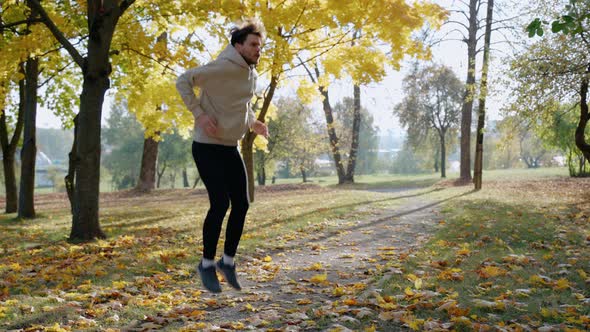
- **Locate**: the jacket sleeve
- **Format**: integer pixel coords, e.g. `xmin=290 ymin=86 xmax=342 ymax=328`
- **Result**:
xmin=176 ymin=62 xmax=218 ymax=119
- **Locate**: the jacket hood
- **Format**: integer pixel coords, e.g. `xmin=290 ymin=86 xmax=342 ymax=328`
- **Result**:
xmin=218 ymin=44 xmax=250 ymax=69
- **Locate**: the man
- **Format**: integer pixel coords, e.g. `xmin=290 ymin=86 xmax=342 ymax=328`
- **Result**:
xmin=176 ymin=19 xmax=268 ymax=293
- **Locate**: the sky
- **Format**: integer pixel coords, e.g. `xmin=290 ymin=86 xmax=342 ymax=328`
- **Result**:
xmin=36 ymin=0 xmax=514 ymax=138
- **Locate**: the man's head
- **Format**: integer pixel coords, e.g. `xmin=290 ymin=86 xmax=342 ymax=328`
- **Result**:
xmin=231 ymin=19 xmax=265 ymax=65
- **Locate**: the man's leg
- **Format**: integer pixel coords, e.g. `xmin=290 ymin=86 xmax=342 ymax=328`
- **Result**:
xmin=192 ymin=142 xmax=229 ymax=292
xmin=216 ymin=147 xmax=249 ymax=290
xmin=224 ymin=147 xmax=249 ymax=258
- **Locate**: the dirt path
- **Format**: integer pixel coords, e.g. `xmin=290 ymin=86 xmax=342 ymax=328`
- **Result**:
xmin=193 ymin=189 xmax=444 ymax=331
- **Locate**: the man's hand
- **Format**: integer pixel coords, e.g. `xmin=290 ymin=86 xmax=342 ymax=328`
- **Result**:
xmin=196 ymin=114 xmax=218 ymax=137
xmin=252 ymin=120 xmax=269 ymax=138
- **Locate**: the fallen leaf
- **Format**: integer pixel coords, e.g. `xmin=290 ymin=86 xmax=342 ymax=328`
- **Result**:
xmin=310 ymin=274 xmax=328 ymax=284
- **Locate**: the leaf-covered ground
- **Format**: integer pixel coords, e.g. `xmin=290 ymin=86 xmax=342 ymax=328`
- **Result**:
xmin=0 ymin=172 xmax=589 ymax=331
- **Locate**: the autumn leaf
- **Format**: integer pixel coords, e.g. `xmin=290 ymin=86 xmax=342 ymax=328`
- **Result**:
xmin=297 ymin=298 xmax=312 ymax=305
xmin=456 ymin=245 xmax=471 ymax=256
xmin=438 ymin=268 xmax=464 ymax=281
xmin=553 ymin=278 xmax=571 ymax=291
xmin=310 ymin=274 xmax=328 ymax=284
xmin=414 ymin=278 xmax=423 ymax=290
xmin=304 ymin=262 xmax=323 ymax=271
xmin=477 ymin=266 xmax=508 ymax=279
xmin=332 ymin=286 xmax=346 ymax=296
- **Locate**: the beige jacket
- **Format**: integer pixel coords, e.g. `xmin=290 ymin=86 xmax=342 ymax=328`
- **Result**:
xmin=176 ymin=44 xmax=257 ymax=146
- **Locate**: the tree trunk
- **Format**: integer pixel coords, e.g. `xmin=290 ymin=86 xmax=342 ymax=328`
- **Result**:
xmin=26 ymin=0 xmax=133 ymax=239
xmin=2 ymin=155 xmax=18 ymax=213
xmin=576 ymin=66 xmax=590 ymax=161
xmin=474 ymin=0 xmax=494 ymax=190
xmin=135 ymin=136 xmax=158 ymax=191
xmin=169 ymin=171 xmax=176 ymax=188
xmin=0 ymin=71 xmax=25 ymax=213
xmin=440 ymin=131 xmax=446 ymax=178
xmin=241 ymin=75 xmax=278 ymax=202
xmin=300 ymin=165 xmax=307 ymax=183
xmin=65 ymin=115 xmax=79 ymax=215
xmin=156 ymin=163 xmax=166 ymax=188
xmin=318 ymin=85 xmax=346 ymax=184
xmin=257 ymin=164 xmax=266 ymax=186
xmin=302 ymin=62 xmax=346 ymax=183
xmin=182 ymin=167 xmax=189 ymax=187
xmin=459 ymin=0 xmax=479 ymax=183
xmin=344 ymin=32 xmax=362 ymax=183
xmin=70 ymin=1 xmax=127 ymax=241
xmin=18 ymin=57 xmax=39 ymax=219
xmin=344 ymin=84 xmax=361 ymax=183
xmin=433 ymin=144 xmax=440 ymax=173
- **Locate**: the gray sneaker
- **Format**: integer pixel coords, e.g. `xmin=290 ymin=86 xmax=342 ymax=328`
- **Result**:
xmin=216 ymin=258 xmax=242 ymax=290
xmin=197 ymin=262 xmax=221 ymax=293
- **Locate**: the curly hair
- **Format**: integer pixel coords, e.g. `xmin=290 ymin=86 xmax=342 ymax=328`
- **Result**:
xmin=230 ymin=18 xmax=266 ymax=46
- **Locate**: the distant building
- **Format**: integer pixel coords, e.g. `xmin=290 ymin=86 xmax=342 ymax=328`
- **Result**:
xmin=0 ymin=150 xmax=67 ymax=188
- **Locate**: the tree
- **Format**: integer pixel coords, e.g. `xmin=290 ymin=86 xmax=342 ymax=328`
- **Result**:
xmin=438 ymin=0 xmax=514 ymax=182
xmin=23 ymin=0 xmax=138 ymax=239
xmin=0 ymin=73 xmax=24 ymax=214
xmin=102 ymin=103 xmax=143 ymax=190
xmin=300 ymin=0 xmax=446 ymax=184
xmin=18 ymin=50 xmax=38 ymax=219
xmin=333 ymin=97 xmax=379 ymax=175
xmin=157 ymin=130 xmax=192 ymax=188
xmin=111 ymin=27 xmax=196 ymax=192
xmin=527 ymin=0 xmax=590 ymax=162
xmin=518 ymin=125 xmax=547 ymax=168
xmin=2 ymin=1 xmax=85 ymax=217
xmin=289 ymin=120 xmax=326 ymax=183
xmin=504 ymin=1 xmax=590 ymax=178
xmin=216 ymin=0 xmax=356 ymax=200
xmin=25 ymin=0 xmax=210 ymax=240
xmin=542 ymin=106 xmax=590 ymax=176
xmin=457 ymin=0 xmax=480 ymax=183
xmin=395 ymin=64 xmax=463 ymax=178
xmin=473 ymin=0 xmax=494 ymax=190
xmin=254 ymin=101 xmax=285 ymax=186
xmin=1 ymin=2 xmax=28 ymax=214
xmin=209 ymin=0 xmax=445 ymax=198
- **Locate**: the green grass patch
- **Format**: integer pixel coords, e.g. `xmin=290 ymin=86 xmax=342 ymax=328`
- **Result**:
xmin=380 ymin=178 xmax=590 ymax=330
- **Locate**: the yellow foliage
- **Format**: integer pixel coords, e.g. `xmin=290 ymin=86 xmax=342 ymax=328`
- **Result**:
xmin=296 ymin=79 xmax=321 ymax=105
xmin=253 ymin=134 xmax=269 ymax=152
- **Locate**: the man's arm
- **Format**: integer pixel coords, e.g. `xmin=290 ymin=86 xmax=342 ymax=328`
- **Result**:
xmin=176 ymin=62 xmax=218 ymax=119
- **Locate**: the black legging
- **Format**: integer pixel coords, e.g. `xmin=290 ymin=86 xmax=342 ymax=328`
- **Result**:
xmin=192 ymin=141 xmax=249 ymax=260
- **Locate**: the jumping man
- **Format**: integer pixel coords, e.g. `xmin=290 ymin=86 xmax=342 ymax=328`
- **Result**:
xmin=176 ymin=19 xmax=268 ymax=293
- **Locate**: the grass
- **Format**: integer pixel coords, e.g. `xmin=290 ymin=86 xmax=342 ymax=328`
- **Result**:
xmin=379 ymin=171 xmax=590 ymax=331
xmin=0 ymin=167 xmax=587 ymax=331
xmin=0 ymin=181 xmax=402 ymax=330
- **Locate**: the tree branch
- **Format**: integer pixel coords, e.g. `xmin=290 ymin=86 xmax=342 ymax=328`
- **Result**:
xmin=26 ymin=0 xmax=84 ymax=69
xmin=119 ymin=0 xmax=136 ymax=13
xmin=0 ymin=18 xmax=43 ymax=31
xmin=38 ymin=60 xmax=76 ymax=88
xmin=444 ymin=19 xmax=469 ymax=31
xmin=121 ymin=45 xmax=178 ymax=75
xmin=297 ymin=55 xmax=317 ymax=84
